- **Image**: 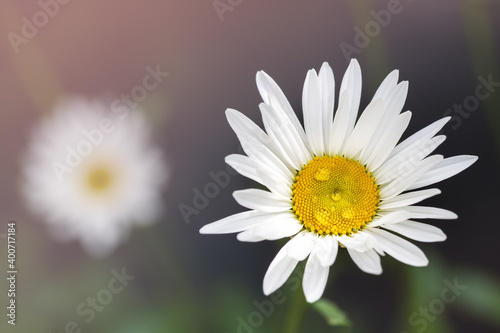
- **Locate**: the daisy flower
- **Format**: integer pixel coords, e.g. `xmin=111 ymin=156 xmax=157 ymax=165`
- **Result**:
xmin=21 ymin=97 xmax=168 ymax=257
xmin=200 ymin=60 xmax=477 ymax=303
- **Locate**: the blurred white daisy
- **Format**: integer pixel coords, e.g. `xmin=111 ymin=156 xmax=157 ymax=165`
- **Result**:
xmin=200 ymin=60 xmax=477 ymax=303
xmin=21 ymin=97 xmax=168 ymax=257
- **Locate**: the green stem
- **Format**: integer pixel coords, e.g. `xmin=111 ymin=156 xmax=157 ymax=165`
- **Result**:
xmin=282 ymin=285 xmax=310 ymax=333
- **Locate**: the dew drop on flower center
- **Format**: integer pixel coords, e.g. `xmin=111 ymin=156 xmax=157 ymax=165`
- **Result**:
xmin=292 ymin=156 xmax=380 ymax=236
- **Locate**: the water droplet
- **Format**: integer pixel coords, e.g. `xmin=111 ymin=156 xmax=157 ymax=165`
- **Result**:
xmin=314 ymin=168 xmax=331 ymax=181
xmin=331 ymin=192 xmax=341 ymax=201
xmin=342 ymin=209 xmax=353 ymax=219
xmin=314 ymin=209 xmax=330 ymax=224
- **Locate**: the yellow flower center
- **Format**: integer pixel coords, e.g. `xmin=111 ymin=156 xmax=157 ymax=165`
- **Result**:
xmin=292 ymin=156 xmax=379 ymax=236
xmin=87 ymin=167 xmax=113 ymax=192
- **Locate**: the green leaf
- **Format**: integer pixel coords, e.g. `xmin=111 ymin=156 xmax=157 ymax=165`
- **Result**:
xmin=311 ymin=299 xmax=350 ymax=327
xmin=455 ymin=268 xmax=500 ymax=327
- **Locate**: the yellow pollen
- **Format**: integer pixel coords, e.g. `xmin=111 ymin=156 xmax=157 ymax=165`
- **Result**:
xmin=292 ymin=156 xmax=379 ymax=236
xmin=87 ymin=167 xmax=112 ymax=191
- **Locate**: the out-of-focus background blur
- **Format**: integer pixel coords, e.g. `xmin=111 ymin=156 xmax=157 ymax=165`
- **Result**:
xmin=0 ymin=0 xmax=499 ymax=332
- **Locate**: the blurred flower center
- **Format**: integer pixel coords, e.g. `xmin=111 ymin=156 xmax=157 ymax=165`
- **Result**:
xmin=87 ymin=167 xmax=113 ymax=192
xmin=292 ymin=156 xmax=379 ymax=236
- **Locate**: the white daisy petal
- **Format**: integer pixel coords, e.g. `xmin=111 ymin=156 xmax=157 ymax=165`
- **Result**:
xmin=362 ymin=81 xmax=409 ymax=160
xmin=369 ymin=210 xmax=411 ymax=228
xmin=340 ymin=59 xmax=363 ymax=135
xmin=238 ymin=132 xmax=294 ymax=179
xmin=379 ymin=188 xmax=441 ymax=210
xmin=236 ymin=228 xmax=266 ymax=242
xmin=263 ymin=245 xmax=300 ymax=295
xmin=225 ymin=154 xmax=291 ymax=196
xmin=372 ymin=69 xmax=399 ymax=101
xmin=382 ymin=81 xmax=409 ymax=120
xmin=329 ymin=59 xmax=362 ymax=154
xmin=252 ymin=213 xmax=303 ymax=240
xmin=315 ymin=236 xmax=339 ymax=267
xmin=380 ymin=155 xmax=443 ymax=199
xmin=389 ymin=117 xmax=450 ymax=159
xmin=257 ymin=106 xmax=300 ymax=170
xmin=233 ymin=189 xmax=291 ymax=212
xmin=303 ymin=69 xmax=324 ymax=155
xmin=328 ymin=89 xmax=351 ymax=155
xmin=285 ymin=230 xmax=316 ymax=260
xmin=343 ymin=99 xmax=385 ymax=159
xmin=260 ymin=103 xmax=311 ymax=168
xmin=226 ymin=108 xmax=296 ymax=176
xmin=256 ymin=70 xmax=307 ymax=143
xmin=375 ymin=135 xmax=446 ymax=184
xmin=319 ymin=62 xmax=335 ymax=153
xmin=383 ymin=220 xmax=446 ymax=242
xmin=363 ymin=111 xmax=412 ymax=170
xmin=347 ymin=248 xmax=382 ymax=275
xmin=367 ymin=228 xmax=428 ymax=266
xmin=407 ymin=155 xmax=478 ymax=190
xmin=338 ymin=231 xmax=382 ymax=253
xmin=200 ymin=210 xmax=274 ymax=234
xmin=303 ymin=252 xmax=330 ymax=303
xmin=397 ymin=206 xmax=458 ymax=219
xmin=226 ymin=108 xmax=271 ymax=148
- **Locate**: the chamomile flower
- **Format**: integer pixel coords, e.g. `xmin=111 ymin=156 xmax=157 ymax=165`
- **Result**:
xmin=200 ymin=60 xmax=477 ymax=303
xmin=21 ymin=97 xmax=168 ymax=257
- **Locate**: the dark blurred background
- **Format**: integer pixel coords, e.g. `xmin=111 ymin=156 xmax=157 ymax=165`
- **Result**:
xmin=0 ymin=0 xmax=499 ymax=332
